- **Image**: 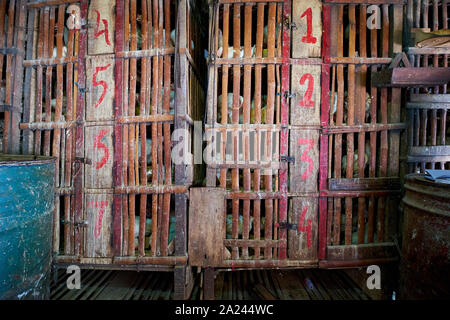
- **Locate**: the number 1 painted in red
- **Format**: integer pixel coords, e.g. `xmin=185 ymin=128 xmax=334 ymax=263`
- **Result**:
xmin=301 ymin=8 xmax=317 ymax=44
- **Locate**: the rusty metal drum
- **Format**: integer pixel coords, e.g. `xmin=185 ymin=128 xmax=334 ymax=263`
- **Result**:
xmin=0 ymin=154 xmax=55 ymax=299
xmin=400 ymin=174 xmax=450 ymax=299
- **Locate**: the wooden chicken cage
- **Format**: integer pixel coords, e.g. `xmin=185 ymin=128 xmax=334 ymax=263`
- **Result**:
xmin=12 ymin=0 xmax=206 ymax=299
xmin=405 ymin=0 xmax=449 ymax=172
xmin=193 ymin=0 xmax=410 ymax=299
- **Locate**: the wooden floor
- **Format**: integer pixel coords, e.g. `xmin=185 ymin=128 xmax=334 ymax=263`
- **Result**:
xmin=50 ymin=268 xmax=371 ymax=300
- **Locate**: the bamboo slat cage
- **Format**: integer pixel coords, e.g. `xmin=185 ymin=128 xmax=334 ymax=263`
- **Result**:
xmin=16 ymin=0 xmax=206 ymax=299
xmin=319 ymin=1 xmax=405 ymax=267
xmin=406 ymin=0 xmax=450 ymax=172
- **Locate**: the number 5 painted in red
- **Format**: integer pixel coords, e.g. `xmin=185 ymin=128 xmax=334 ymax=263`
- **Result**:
xmin=93 ymin=64 xmax=111 ymax=108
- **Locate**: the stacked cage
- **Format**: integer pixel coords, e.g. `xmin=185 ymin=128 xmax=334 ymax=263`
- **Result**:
xmin=319 ymin=1 xmax=405 ymax=267
xmin=18 ymin=0 xmax=206 ymax=299
xmin=406 ymin=0 xmax=449 ymax=172
xmin=0 ymin=0 xmax=26 ymax=154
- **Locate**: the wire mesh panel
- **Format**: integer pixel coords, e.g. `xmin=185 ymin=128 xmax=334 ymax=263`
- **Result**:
xmin=319 ymin=1 xmax=405 ymax=267
xmin=406 ymin=0 xmax=450 ymax=172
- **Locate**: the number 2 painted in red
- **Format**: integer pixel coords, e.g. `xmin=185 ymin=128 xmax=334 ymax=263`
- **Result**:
xmin=298 ymin=206 xmax=312 ymax=249
xmin=298 ymin=73 xmax=315 ymax=107
xmin=94 ymin=129 xmax=110 ymax=169
xmin=93 ymin=64 xmax=111 ymax=108
xmin=300 ymin=8 xmax=317 ymax=44
xmin=298 ymin=138 xmax=315 ymax=180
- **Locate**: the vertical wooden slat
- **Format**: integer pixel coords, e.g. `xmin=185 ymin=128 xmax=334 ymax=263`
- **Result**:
xmin=231 ymin=3 xmax=240 ymax=260
xmin=220 ymin=4 xmax=229 ymax=188
xmin=43 ymin=7 xmax=52 ymax=156
xmin=242 ymin=4 xmax=252 ymax=260
xmin=3 ymin=0 xmax=15 ymax=153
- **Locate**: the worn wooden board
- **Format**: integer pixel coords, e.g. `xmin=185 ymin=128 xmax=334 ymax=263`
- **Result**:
xmin=188 ymin=188 xmax=226 ymax=267
xmin=290 ymin=65 xmax=321 ymax=126
xmin=84 ymin=193 xmax=113 ymax=258
xmin=289 ymin=129 xmax=320 ymax=192
xmin=88 ymin=0 xmax=115 ymax=55
xmin=86 ymin=55 xmax=115 ymax=121
xmin=84 ymin=125 xmax=114 ymax=188
xmin=292 ymin=0 xmax=322 ymax=58
xmin=288 ymin=197 xmax=318 ymax=261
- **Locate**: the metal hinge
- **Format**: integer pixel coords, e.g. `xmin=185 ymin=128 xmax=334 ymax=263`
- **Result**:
xmin=74 ymin=157 xmax=92 ymax=165
xmin=281 ymin=155 xmax=295 ymax=164
xmin=284 ymin=16 xmax=297 ymax=30
xmin=61 ymin=219 xmax=88 ymax=228
xmin=284 ymin=91 xmax=296 ymax=99
xmin=278 ymin=221 xmax=298 ymax=231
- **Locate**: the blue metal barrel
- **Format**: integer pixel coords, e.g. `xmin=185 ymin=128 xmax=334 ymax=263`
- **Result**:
xmin=0 ymin=155 xmax=56 ymax=299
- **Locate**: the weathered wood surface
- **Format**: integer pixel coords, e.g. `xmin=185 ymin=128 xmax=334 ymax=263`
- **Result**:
xmin=288 ymin=197 xmax=318 ymax=261
xmin=290 ymin=65 xmax=321 ymax=126
xmin=289 ymin=129 xmax=320 ymax=192
xmin=292 ymin=0 xmax=322 ymax=58
xmin=189 ymin=188 xmax=226 ymax=267
xmin=84 ymin=125 xmax=114 ymax=188
xmin=88 ymin=0 xmax=115 ymax=55
xmin=84 ymin=193 xmax=113 ymax=258
xmin=86 ymin=55 xmax=115 ymax=121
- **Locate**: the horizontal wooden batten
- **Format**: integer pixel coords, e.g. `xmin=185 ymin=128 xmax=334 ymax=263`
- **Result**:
xmin=116 ymin=48 xmax=175 ymax=59
xmin=55 ymin=255 xmax=187 ymax=266
xmin=27 ymin=0 xmax=80 ymax=8
xmin=323 ymin=0 xmax=405 ymax=3
xmin=328 ymin=178 xmax=401 ymax=191
xmin=113 ymin=256 xmax=188 ymax=266
xmin=217 ymin=0 xmax=285 ymax=4
xmin=223 ymin=239 xmax=286 ymax=248
xmin=408 ymin=47 xmax=450 ymax=55
xmin=0 ymin=48 xmax=20 ymax=55
xmin=220 ymin=260 xmax=318 ymax=269
xmin=373 ymin=68 xmax=450 ymax=87
xmin=226 ymin=191 xmax=282 ymax=200
xmin=324 ymin=243 xmax=398 ymax=262
xmin=410 ymin=94 xmax=450 ymax=104
xmin=23 ymin=56 xmax=78 ymax=67
xmin=117 ymin=114 xmax=175 ymax=124
xmin=115 ymin=185 xmax=188 ymax=194
xmin=319 ymin=257 xmax=398 ymax=268
xmin=20 ymin=121 xmax=78 ymax=130
xmin=320 ymin=189 xmax=401 ymax=197
xmin=322 ymin=123 xmax=406 ymax=134
xmin=208 ymin=162 xmax=284 ymax=170
xmin=407 ymin=102 xmax=450 ymax=110
xmin=325 ymin=57 xmax=392 ymax=65
xmin=213 ymin=58 xmax=322 ymax=66
xmin=408 ymin=146 xmax=450 ymax=163
xmin=206 ymin=123 xmax=282 ymax=130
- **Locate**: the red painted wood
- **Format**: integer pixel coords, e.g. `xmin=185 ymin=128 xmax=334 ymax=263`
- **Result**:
xmin=74 ymin=0 xmax=88 ymax=256
xmin=113 ymin=0 xmax=124 ymax=256
xmin=318 ymin=3 xmax=331 ymax=260
xmin=279 ymin=0 xmax=291 ymax=260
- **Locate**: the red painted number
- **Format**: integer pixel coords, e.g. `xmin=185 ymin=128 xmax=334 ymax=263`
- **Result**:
xmin=94 ymin=129 xmax=110 ymax=169
xmin=94 ymin=10 xmax=111 ymax=46
xmin=88 ymin=200 xmax=109 ymax=239
xmin=298 ymin=73 xmax=315 ymax=107
xmin=300 ymin=8 xmax=317 ymax=44
xmin=298 ymin=206 xmax=312 ymax=249
xmin=93 ymin=64 xmax=111 ymax=108
xmin=298 ymin=138 xmax=314 ymax=180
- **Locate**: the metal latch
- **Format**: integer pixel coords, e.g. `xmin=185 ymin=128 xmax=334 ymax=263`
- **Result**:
xmin=284 ymin=91 xmax=296 ymax=99
xmin=281 ymin=155 xmax=295 ymax=164
xmin=283 ymin=16 xmax=297 ymax=30
xmin=74 ymin=157 xmax=92 ymax=165
xmin=278 ymin=221 xmax=298 ymax=231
